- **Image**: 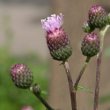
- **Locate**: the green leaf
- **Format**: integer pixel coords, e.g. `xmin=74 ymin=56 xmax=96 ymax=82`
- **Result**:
xmin=77 ymin=85 xmax=93 ymax=94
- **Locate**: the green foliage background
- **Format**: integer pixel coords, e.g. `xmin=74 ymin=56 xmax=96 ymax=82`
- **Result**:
xmin=0 ymin=47 xmax=49 ymax=110
xmin=0 ymin=15 xmax=49 ymax=110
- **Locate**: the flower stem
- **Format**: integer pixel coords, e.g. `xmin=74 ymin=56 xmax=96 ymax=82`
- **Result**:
xmin=30 ymin=84 xmax=54 ymax=110
xmin=63 ymin=61 xmax=77 ymax=110
xmin=94 ymin=52 xmax=102 ymax=110
xmin=94 ymin=25 xmax=110 ymax=110
xmin=74 ymin=57 xmax=90 ymax=90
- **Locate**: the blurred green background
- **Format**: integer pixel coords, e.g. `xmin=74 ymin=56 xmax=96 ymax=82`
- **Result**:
xmin=0 ymin=48 xmax=49 ymax=110
xmin=0 ymin=1 xmax=50 ymax=110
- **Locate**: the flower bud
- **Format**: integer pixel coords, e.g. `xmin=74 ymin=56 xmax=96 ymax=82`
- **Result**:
xmin=88 ymin=5 xmax=108 ymax=29
xmin=41 ymin=13 xmax=72 ymax=61
xmin=107 ymin=14 xmax=110 ymax=25
xmin=10 ymin=64 xmax=33 ymax=89
xmin=82 ymin=21 xmax=95 ymax=33
xmin=81 ymin=33 xmax=100 ymax=57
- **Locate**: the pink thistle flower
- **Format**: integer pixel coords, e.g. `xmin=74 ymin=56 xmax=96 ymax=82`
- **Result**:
xmin=41 ymin=13 xmax=72 ymax=61
xmin=41 ymin=13 xmax=63 ymax=32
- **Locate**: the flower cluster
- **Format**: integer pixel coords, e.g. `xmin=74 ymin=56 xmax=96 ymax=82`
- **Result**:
xmin=41 ymin=6 xmax=108 ymax=60
xmin=83 ymin=5 xmax=110 ymax=33
xmin=81 ymin=5 xmax=110 ymax=58
xmin=9 ymin=4 xmax=110 ymax=110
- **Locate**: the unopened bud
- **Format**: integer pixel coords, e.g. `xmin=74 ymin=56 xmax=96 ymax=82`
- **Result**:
xmin=81 ymin=33 xmax=100 ymax=57
xmin=82 ymin=21 xmax=95 ymax=33
xmin=10 ymin=64 xmax=33 ymax=89
xmin=88 ymin=5 xmax=108 ymax=29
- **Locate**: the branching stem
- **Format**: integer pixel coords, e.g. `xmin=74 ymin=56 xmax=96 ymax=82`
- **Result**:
xmin=94 ymin=25 xmax=110 ymax=110
xmin=74 ymin=57 xmax=90 ymax=90
xmin=30 ymin=84 xmax=54 ymax=110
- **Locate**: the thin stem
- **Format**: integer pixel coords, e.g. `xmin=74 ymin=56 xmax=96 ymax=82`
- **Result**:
xmin=74 ymin=57 xmax=90 ymax=90
xmin=63 ymin=61 xmax=77 ymax=110
xmin=36 ymin=94 xmax=54 ymax=110
xmin=94 ymin=25 xmax=110 ymax=110
xmin=94 ymin=52 xmax=102 ymax=110
xmin=30 ymin=84 xmax=54 ymax=110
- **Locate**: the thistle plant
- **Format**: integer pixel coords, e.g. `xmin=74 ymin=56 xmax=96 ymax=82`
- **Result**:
xmin=9 ymin=4 xmax=110 ymax=110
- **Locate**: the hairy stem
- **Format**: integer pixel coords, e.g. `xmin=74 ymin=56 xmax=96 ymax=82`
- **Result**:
xmin=94 ymin=25 xmax=110 ymax=110
xmin=30 ymin=84 xmax=54 ymax=110
xmin=74 ymin=57 xmax=90 ymax=90
xmin=63 ymin=61 xmax=77 ymax=110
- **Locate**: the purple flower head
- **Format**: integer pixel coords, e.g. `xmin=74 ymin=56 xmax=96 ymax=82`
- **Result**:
xmin=41 ymin=13 xmax=63 ymax=32
xmin=41 ymin=13 xmax=72 ymax=61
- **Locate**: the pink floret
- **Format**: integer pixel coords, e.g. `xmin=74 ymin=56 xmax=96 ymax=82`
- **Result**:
xmin=41 ymin=13 xmax=63 ymax=32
